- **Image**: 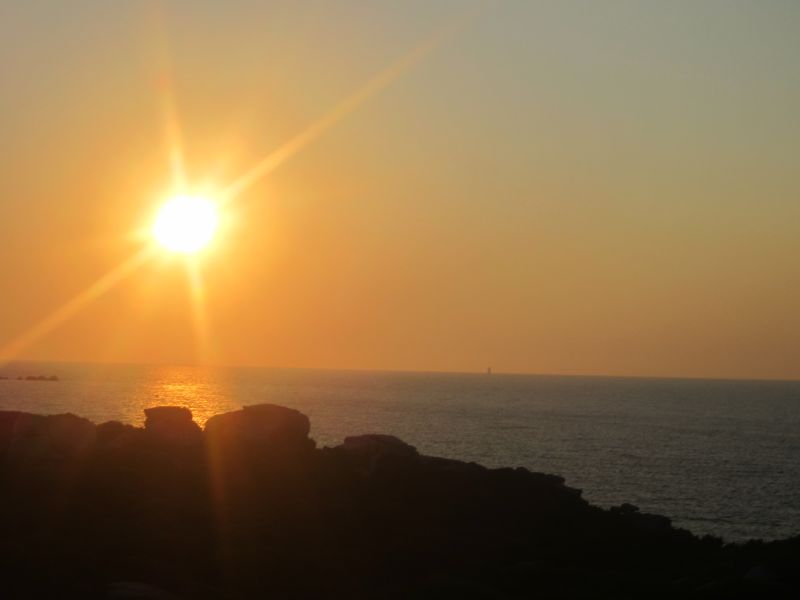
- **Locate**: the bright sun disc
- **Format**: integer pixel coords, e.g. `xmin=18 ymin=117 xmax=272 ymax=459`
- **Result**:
xmin=153 ymin=195 xmax=219 ymax=253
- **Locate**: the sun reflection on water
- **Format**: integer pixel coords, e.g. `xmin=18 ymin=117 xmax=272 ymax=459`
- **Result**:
xmin=142 ymin=365 xmax=238 ymax=426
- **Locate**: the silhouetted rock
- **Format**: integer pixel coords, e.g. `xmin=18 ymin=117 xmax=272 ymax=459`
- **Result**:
xmin=0 ymin=410 xmax=40 ymax=455
xmin=44 ymin=412 xmax=96 ymax=455
xmin=97 ymin=420 xmax=140 ymax=447
xmin=612 ymin=502 xmax=672 ymax=533
xmin=204 ymin=403 xmax=313 ymax=451
xmin=339 ymin=434 xmax=418 ymax=473
xmin=0 ymin=410 xmax=94 ymax=459
xmin=143 ymin=406 xmax=201 ymax=446
xmin=0 ymin=404 xmax=797 ymax=599
xmin=22 ymin=374 xmax=59 ymax=381
xmin=342 ymin=433 xmax=418 ymax=457
xmin=613 ymin=502 xmax=640 ymax=515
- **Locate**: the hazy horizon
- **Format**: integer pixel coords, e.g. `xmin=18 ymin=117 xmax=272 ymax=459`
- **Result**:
xmin=4 ymin=356 xmax=800 ymax=385
xmin=2 ymin=1 xmax=799 ymax=380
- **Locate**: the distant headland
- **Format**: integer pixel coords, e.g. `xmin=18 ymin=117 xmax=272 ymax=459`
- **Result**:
xmin=0 ymin=404 xmax=797 ymax=598
xmin=0 ymin=374 xmax=59 ymax=381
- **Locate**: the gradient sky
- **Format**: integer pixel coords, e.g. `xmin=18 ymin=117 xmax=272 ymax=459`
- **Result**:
xmin=1 ymin=1 xmax=799 ymax=379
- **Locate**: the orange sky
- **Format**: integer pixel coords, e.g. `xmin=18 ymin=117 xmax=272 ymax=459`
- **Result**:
xmin=1 ymin=2 xmax=799 ymax=379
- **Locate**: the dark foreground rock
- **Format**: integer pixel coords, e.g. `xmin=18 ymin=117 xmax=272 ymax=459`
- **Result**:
xmin=0 ymin=404 xmax=797 ymax=599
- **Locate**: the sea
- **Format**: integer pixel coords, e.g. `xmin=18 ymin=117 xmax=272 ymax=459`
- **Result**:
xmin=1 ymin=360 xmax=798 ymax=543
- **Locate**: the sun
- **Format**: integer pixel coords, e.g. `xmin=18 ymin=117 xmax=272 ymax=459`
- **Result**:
xmin=152 ymin=195 xmax=219 ymax=254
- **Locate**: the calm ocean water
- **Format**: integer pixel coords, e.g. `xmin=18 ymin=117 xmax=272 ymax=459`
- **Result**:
xmin=1 ymin=361 xmax=799 ymax=543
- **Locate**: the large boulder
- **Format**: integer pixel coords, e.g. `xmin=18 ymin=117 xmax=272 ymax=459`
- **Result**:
xmin=143 ymin=406 xmax=202 ymax=446
xmin=0 ymin=411 xmax=95 ymax=459
xmin=204 ymin=404 xmax=313 ymax=451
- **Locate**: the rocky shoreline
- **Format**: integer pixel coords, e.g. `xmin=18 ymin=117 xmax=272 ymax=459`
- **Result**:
xmin=0 ymin=404 xmax=797 ymax=598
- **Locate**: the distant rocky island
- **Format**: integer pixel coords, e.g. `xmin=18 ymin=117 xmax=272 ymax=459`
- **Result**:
xmin=0 ymin=404 xmax=797 ymax=598
xmin=0 ymin=374 xmax=59 ymax=381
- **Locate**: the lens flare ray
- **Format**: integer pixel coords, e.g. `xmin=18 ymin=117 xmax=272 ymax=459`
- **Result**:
xmin=220 ymin=6 xmax=483 ymax=204
xmin=0 ymin=248 xmax=155 ymax=362
xmin=186 ymin=259 xmax=211 ymax=363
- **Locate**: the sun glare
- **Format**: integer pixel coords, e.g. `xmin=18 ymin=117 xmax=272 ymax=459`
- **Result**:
xmin=153 ymin=195 xmax=219 ymax=254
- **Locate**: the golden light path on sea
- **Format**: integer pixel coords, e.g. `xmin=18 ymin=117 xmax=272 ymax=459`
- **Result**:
xmin=0 ymin=4 xmax=485 ymax=364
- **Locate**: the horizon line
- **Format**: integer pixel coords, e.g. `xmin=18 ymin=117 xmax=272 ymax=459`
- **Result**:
xmin=2 ymin=357 xmax=799 ymax=385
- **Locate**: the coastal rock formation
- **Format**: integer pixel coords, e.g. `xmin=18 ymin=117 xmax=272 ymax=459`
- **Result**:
xmin=610 ymin=502 xmax=673 ymax=534
xmin=339 ymin=434 xmax=418 ymax=473
xmin=0 ymin=404 xmax=797 ymax=599
xmin=96 ymin=419 xmax=139 ymax=447
xmin=342 ymin=433 xmax=418 ymax=457
xmin=0 ymin=410 xmax=95 ymax=459
xmin=144 ymin=406 xmax=202 ymax=446
xmin=23 ymin=374 xmax=59 ymax=382
xmin=204 ymin=403 xmax=312 ymax=449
